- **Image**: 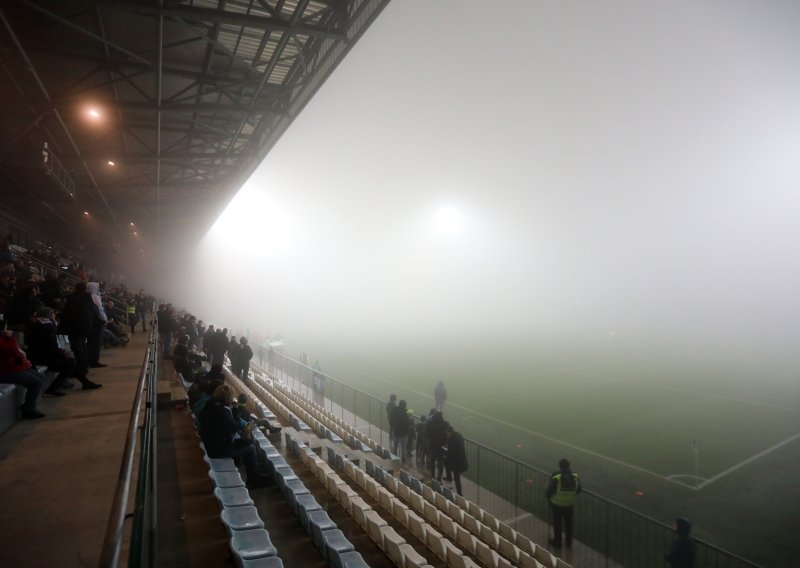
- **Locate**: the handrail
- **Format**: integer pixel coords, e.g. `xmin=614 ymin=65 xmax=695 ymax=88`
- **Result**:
xmin=98 ymin=316 xmax=159 ymax=567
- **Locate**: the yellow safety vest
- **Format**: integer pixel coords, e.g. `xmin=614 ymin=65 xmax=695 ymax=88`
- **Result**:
xmin=550 ymin=472 xmax=579 ymax=507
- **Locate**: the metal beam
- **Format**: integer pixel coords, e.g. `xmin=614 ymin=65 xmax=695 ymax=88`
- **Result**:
xmin=100 ymin=1 xmax=346 ymax=40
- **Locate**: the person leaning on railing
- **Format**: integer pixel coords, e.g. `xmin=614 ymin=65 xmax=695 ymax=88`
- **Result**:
xmin=545 ymin=458 xmax=582 ymax=548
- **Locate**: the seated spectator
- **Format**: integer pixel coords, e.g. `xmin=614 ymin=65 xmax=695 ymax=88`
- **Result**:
xmin=0 ymin=319 xmax=45 ymax=419
xmin=173 ymin=335 xmax=203 ymax=382
xmin=102 ymin=327 xmax=127 ymax=348
xmin=198 ymin=385 xmax=268 ymax=488
xmin=235 ymin=393 xmax=281 ymax=434
xmin=25 ymin=307 xmax=102 ymax=392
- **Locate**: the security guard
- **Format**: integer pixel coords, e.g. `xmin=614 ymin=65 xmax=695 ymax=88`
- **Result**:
xmin=126 ymin=296 xmax=137 ymax=334
xmin=545 ymin=458 xmax=581 ymax=547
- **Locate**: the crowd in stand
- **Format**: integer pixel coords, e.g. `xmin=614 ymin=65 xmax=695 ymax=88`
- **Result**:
xmin=0 ymin=235 xmax=154 ymax=419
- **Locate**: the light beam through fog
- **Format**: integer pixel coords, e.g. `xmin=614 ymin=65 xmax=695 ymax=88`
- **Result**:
xmin=174 ymin=0 xmax=800 ymax=371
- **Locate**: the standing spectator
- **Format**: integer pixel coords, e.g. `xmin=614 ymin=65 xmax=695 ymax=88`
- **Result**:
xmin=415 ymin=414 xmax=428 ymax=466
xmin=134 ymin=289 xmax=148 ymax=332
xmin=434 ymin=380 xmax=447 ymax=412
xmin=427 ymin=411 xmax=448 ymax=481
xmin=158 ymin=304 xmax=175 ymax=360
xmin=186 ymin=315 xmax=199 ymax=349
xmin=665 ymin=517 xmax=694 ymax=567
xmin=25 ymin=306 xmax=101 ymax=392
xmin=386 ymin=394 xmax=397 ymax=446
xmin=86 ymin=282 xmax=107 ymax=368
xmin=0 ymin=319 xmax=45 ymax=418
xmin=202 ymin=324 xmax=215 ymax=359
xmin=444 ymin=425 xmax=468 ymax=496
xmin=390 ymin=399 xmax=410 ymax=464
xmin=208 ymin=328 xmax=228 ymax=367
xmin=239 ymin=337 xmax=253 ymax=381
xmin=59 ymin=282 xmax=95 ymax=385
xmin=545 ymin=458 xmax=581 ymax=548
xmin=228 ymin=336 xmax=241 ymax=376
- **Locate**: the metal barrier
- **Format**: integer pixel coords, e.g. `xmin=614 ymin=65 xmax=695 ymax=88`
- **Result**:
xmin=99 ymin=319 xmax=159 ymax=568
xmin=267 ymin=350 xmax=760 ymax=568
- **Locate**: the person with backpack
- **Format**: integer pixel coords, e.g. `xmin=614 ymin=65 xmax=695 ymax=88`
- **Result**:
xmin=545 ymin=458 xmax=582 ymax=547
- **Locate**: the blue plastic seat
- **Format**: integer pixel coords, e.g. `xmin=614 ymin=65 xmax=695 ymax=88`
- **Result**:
xmin=335 ymin=453 xmax=345 ymax=471
xmin=374 ymin=466 xmax=386 ymax=486
xmin=327 ymin=446 xmax=336 ymax=465
xmin=399 ymin=471 xmax=411 ymax=486
xmin=308 ymin=509 xmax=337 ymax=549
xmin=431 ymin=479 xmax=443 ymax=494
xmin=283 ymin=479 xmax=310 ymax=511
xmin=230 ymin=529 xmax=277 ymax=564
xmin=206 ymin=457 xmax=238 ymax=472
xmin=209 ymin=470 xmax=245 ymax=488
xmin=338 ymin=551 xmax=370 ymax=568
xmin=275 ymin=466 xmax=298 ymax=492
xmin=409 ymin=477 xmax=423 ymax=495
xmin=241 ymin=557 xmax=284 ymax=568
xmin=442 ymin=486 xmax=455 ymax=501
xmin=214 ymin=487 xmax=255 ymax=508
xmin=365 ymin=460 xmax=375 ymax=478
xmin=322 ymin=529 xmax=354 ymax=565
xmin=221 ymin=506 xmax=265 ymax=534
xmin=295 ymin=493 xmax=322 ymax=531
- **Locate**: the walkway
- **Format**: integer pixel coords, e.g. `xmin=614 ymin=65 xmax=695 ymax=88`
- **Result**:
xmin=0 ymin=332 xmax=150 ymax=567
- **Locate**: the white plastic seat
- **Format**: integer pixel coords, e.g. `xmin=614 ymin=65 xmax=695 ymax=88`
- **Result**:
xmin=499 ymin=537 xmax=520 ymax=564
xmin=475 ymin=540 xmax=501 ymax=568
xmin=425 ymin=527 xmax=447 ymax=561
xmin=379 ymin=525 xmax=405 ymax=554
xmin=401 ymin=544 xmax=428 ymax=568
xmin=479 ymin=523 xmax=500 ymax=549
xmin=365 ymin=510 xmax=389 ymax=545
xmin=455 ymin=525 xmax=477 ymax=555
xmin=406 ymin=511 xmax=427 ymax=542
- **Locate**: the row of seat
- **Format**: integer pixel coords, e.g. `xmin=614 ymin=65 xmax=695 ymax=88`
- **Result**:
xmin=221 ymin=368 xmax=374 ymax=567
xmin=189 ymin=413 xmax=284 ymax=568
xmin=286 ymin=427 xmax=434 ymax=568
xmin=263 ymin=375 xmax=570 ymax=568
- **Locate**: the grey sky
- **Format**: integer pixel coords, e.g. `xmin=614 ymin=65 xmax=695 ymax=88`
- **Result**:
xmin=175 ymin=0 xmax=800 ymax=362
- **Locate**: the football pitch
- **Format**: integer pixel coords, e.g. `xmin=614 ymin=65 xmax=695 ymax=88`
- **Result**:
xmin=302 ymin=339 xmax=800 ymax=565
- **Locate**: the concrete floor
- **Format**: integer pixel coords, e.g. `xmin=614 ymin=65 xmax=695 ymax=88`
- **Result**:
xmin=0 ymin=333 xmax=150 ymax=567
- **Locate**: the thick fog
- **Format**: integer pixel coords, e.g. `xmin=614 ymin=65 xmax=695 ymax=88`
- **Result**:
xmin=166 ymin=0 xmax=800 ymax=371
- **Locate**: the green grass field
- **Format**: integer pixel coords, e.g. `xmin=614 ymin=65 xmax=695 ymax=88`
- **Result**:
xmin=291 ymin=337 xmax=800 ymax=566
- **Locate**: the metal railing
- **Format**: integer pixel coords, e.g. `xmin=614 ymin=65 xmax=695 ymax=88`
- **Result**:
xmin=99 ymin=318 xmax=159 ymax=568
xmin=266 ymin=350 xmax=760 ymax=568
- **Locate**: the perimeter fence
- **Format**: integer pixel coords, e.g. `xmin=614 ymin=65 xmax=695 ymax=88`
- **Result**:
xmin=266 ymin=350 xmax=760 ymax=568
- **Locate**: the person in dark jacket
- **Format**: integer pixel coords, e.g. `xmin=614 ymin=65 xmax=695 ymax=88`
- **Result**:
xmin=198 ymin=385 xmax=266 ymax=488
xmin=238 ymin=337 xmax=253 ymax=381
xmin=386 ymin=394 xmax=397 ymax=446
xmin=665 ymin=517 xmax=694 ymax=567
xmin=25 ymin=307 xmax=101 ymax=393
xmin=0 ymin=319 xmax=45 ymax=418
xmin=427 ymin=411 xmax=448 ymax=481
xmin=228 ymin=336 xmax=241 ymax=376
xmin=390 ymin=399 xmax=411 ymax=463
xmin=444 ymin=425 xmax=468 ymax=496
xmin=208 ymin=329 xmax=228 ymax=367
xmin=545 ymin=458 xmax=582 ymax=547
xmin=59 ymin=282 xmax=95 ymax=380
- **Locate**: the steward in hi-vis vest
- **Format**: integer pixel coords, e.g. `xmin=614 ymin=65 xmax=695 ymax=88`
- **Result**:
xmin=545 ymin=458 xmax=582 ymax=547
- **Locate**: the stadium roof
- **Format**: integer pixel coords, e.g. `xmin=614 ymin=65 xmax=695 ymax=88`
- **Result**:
xmin=0 ymin=0 xmax=388 ymax=264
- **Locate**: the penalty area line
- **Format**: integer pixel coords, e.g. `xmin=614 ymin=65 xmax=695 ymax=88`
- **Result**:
xmin=696 ymin=431 xmax=800 ymax=490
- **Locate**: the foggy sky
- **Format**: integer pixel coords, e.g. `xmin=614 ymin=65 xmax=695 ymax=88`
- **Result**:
xmin=167 ymin=0 xmax=800 ymax=364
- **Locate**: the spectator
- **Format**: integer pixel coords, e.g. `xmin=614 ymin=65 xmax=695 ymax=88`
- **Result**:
xmin=86 ymin=282 xmax=107 ymax=368
xmin=665 ymin=517 xmax=694 ymax=568
xmin=134 ymin=289 xmax=148 ymax=332
xmin=208 ymin=329 xmax=228 ymax=367
xmin=415 ymin=414 xmax=428 ymax=466
xmin=198 ymin=384 xmax=268 ymax=488
xmin=434 ymin=380 xmax=447 ymax=412
xmin=545 ymin=458 xmax=582 ymax=548
xmin=0 ymin=319 xmax=45 ymax=419
xmin=238 ymin=337 xmax=253 ymax=381
xmin=126 ymin=296 xmax=137 ymax=334
xmin=158 ymin=304 xmax=175 ymax=360
xmin=59 ymin=282 xmax=95 ymax=383
xmin=228 ymin=336 xmax=241 ymax=376
xmin=25 ymin=306 xmax=101 ymax=392
xmin=427 ymin=411 xmax=448 ymax=481
xmin=444 ymin=424 xmax=468 ymax=496
xmin=390 ymin=399 xmax=410 ymax=464
xmin=386 ymin=393 xmax=397 ymax=445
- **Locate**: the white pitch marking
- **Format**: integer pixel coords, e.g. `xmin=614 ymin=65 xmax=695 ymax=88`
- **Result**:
xmin=503 ymin=512 xmax=532 ymax=526
xmin=695 ymin=431 xmax=800 ymax=490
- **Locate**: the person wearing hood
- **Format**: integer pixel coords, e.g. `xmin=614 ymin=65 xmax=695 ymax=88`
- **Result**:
xmin=86 ymin=282 xmax=107 ymax=368
xmin=665 ymin=517 xmax=694 ymax=567
xmin=545 ymin=458 xmax=582 ymax=548
xmin=25 ymin=306 xmax=101 ymax=393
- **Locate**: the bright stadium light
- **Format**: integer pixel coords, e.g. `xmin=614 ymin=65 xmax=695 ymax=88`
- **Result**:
xmin=432 ymin=204 xmax=466 ymax=237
